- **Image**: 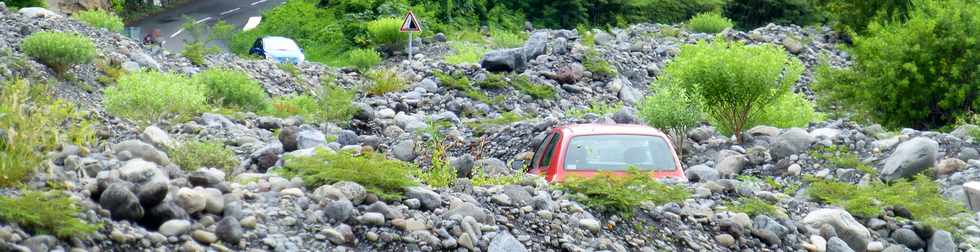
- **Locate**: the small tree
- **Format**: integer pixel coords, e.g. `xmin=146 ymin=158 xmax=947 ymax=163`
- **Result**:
xmin=639 ymin=81 xmax=703 ymax=158
xmin=663 ymin=39 xmax=803 ymax=143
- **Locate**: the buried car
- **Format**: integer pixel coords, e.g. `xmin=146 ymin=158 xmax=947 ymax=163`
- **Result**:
xmin=526 ymin=124 xmax=687 ymax=183
xmin=249 ymin=36 xmax=305 ymax=64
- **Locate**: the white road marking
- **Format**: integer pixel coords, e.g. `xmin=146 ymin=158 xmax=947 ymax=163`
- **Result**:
xmin=250 ymin=0 xmax=266 ymax=6
xmin=220 ymin=8 xmax=240 ymax=16
xmin=169 ymin=28 xmax=184 ymax=38
xmin=194 ymin=17 xmax=212 ymax=24
xmin=161 ymin=41 xmax=167 ymax=45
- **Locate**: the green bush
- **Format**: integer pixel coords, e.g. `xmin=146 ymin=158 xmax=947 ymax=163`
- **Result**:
xmin=74 ymin=10 xmax=124 ymax=33
xmin=476 ymin=73 xmax=509 ymax=89
xmin=20 ymin=31 xmax=97 ymax=74
xmin=639 ymin=81 xmax=703 ymax=156
xmin=724 ymin=0 xmax=822 ymax=30
xmin=169 ymin=140 xmax=240 ymax=173
xmin=812 ymin=0 xmax=979 ymax=129
xmin=582 ymin=48 xmax=616 ymax=78
xmin=367 ymin=17 xmax=408 ymax=50
xmin=445 ymin=42 xmax=489 ymax=65
xmin=5 ymin=0 xmax=45 ymax=8
xmin=807 ymin=175 xmax=966 ymax=232
xmin=433 ymin=71 xmax=472 ymax=91
xmin=512 ymin=75 xmax=556 ymax=99
xmin=686 ymin=12 xmax=734 ymax=33
xmin=559 ymin=168 xmax=689 ymax=215
xmin=181 ymin=42 xmax=209 ymax=66
xmin=263 ymin=82 xmax=357 ymax=123
xmin=817 ymin=0 xmax=914 ymax=33
xmin=415 ymin=123 xmax=456 ymax=187
xmin=663 ymin=39 xmax=803 ymax=143
xmin=348 ymin=48 xmax=382 ymax=73
xmin=576 ymin=25 xmax=595 ymax=47
xmin=104 ymin=71 xmax=207 ymax=123
xmin=280 ymin=149 xmax=419 ymax=201
xmin=0 ymin=80 xmax=94 ymax=186
xmin=0 ymin=190 xmax=99 ymax=238
xmin=365 ymin=68 xmax=406 ymax=96
xmin=748 ymin=92 xmax=821 ymax=129
xmin=726 ymin=197 xmax=779 ymax=217
xmin=193 ymin=68 xmax=269 ymax=111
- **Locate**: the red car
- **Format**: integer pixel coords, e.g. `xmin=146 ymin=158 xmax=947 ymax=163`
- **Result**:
xmin=527 ymin=124 xmax=687 ymax=183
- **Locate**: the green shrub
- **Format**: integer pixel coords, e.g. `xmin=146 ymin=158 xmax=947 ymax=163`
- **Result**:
xmin=193 ymin=68 xmax=269 ymax=111
xmin=818 ymin=0 xmax=914 ymax=33
xmin=807 ymin=175 xmax=966 ymax=232
xmin=567 ymin=101 xmax=623 ymax=118
xmin=663 ymin=39 xmax=803 ymax=143
xmin=582 ymin=48 xmax=616 ymax=78
xmin=181 ymin=42 xmax=209 ymax=66
xmin=104 ymin=71 xmax=207 ymax=123
xmin=639 ymin=81 xmax=703 ymax=156
xmin=476 ymin=73 xmax=509 ymax=89
xmin=812 ymin=0 xmax=979 ymax=129
xmin=20 ymin=31 xmax=97 ymax=74
xmin=367 ymin=17 xmax=408 ymax=50
xmin=558 ymin=168 xmax=690 ymax=215
xmin=348 ymin=48 xmax=382 ymax=73
xmin=810 ymin=145 xmax=877 ymax=176
xmin=576 ymin=25 xmax=595 ymax=47
xmin=280 ymin=149 xmax=419 ymax=201
xmin=491 ymin=29 xmax=525 ymax=48
xmin=365 ymin=68 xmax=406 ymax=95
xmin=414 ymin=123 xmax=456 ymax=188
xmin=686 ymin=12 xmax=734 ymax=33
xmin=74 ymin=10 xmax=124 ymax=33
xmin=433 ymin=71 xmax=471 ymax=91
xmin=169 ymin=140 xmax=240 ymax=173
xmin=724 ymin=0 xmax=822 ymax=30
xmin=748 ymin=92 xmax=822 ymax=129
xmin=263 ymin=82 xmax=357 ymax=123
xmin=0 ymin=190 xmax=99 ymax=238
xmin=512 ymin=75 xmax=556 ymax=100
xmin=180 ymin=19 xmax=232 ymax=66
xmin=726 ymin=197 xmax=779 ymax=217
xmin=0 ymin=80 xmax=94 ymax=186
xmin=5 ymin=0 xmax=45 ymax=8
xmin=445 ymin=42 xmax=489 ymax=65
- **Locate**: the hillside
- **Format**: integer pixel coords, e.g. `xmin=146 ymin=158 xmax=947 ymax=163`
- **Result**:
xmin=0 ymin=2 xmax=977 ymax=252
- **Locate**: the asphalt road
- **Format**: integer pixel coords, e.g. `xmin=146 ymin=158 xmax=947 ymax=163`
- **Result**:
xmin=131 ymin=0 xmax=286 ymax=52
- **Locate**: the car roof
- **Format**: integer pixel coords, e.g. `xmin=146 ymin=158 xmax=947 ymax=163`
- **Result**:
xmin=261 ymin=36 xmax=300 ymax=50
xmin=557 ymin=124 xmax=668 ymax=137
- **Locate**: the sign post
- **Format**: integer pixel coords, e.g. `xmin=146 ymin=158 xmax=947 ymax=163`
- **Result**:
xmin=399 ymin=10 xmax=422 ymax=61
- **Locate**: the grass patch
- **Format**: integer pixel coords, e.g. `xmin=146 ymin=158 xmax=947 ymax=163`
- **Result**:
xmin=465 ymin=111 xmax=529 ymax=135
xmin=686 ymin=12 xmax=734 ymax=33
xmin=512 ymin=75 xmax=556 ymax=99
xmin=414 ymin=121 xmax=456 ymax=188
xmin=471 ymin=168 xmax=526 ymax=186
xmin=476 ymin=72 xmax=509 ymax=89
xmin=582 ymin=48 xmax=617 ymax=78
xmin=558 ymin=168 xmax=690 ymax=215
xmin=364 ymin=68 xmax=407 ymax=96
xmin=445 ymin=42 xmax=490 ymax=65
xmin=74 ymin=10 xmax=124 ymax=33
xmin=280 ymin=149 xmax=418 ymax=201
xmin=20 ymin=31 xmax=96 ymax=75
xmin=348 ymin=48 xmax=381 ymax=73
xmin=168 ymin=140 xmax=239 ymax=173
xmin=0 ymin=190 xmax=99 ymax=238
xmin=367 ymin=17 xmax=408 ymax=50
xmin=568 ymin=101 xmax=623 ymax=118
xmin=726 ymin=197 xmax=778 ymax=217
xmin=262 ymin=81 xmax=357 ymax=124
xmin=193 ymin=68 xmax=269 ymax=112
xmin=433 ymin=71 xmax=502 ymax=105
xmin=104 ymin=71 xmax=207 ymax=124
xmin=490 ymin=29 xmax=526 ymax=48
xmin=0 ymin=80 xmax=96 ymax=186
xmin=810 ymin=145 xmax=877 ymax=176
xmin=576 ymin=25 xmax=595 ymax=47
xmin=807 ymin=175 xmax=967 ymax=232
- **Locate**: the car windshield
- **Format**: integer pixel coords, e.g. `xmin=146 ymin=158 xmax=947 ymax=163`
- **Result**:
xmin=264 ymin=38 xmax=299 ymax=51
xmin=563 ymin=134 xmax=676 ymax=171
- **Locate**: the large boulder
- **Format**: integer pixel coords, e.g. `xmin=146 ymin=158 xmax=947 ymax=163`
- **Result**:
xmin=117 ymin=159 xmax=167 ymax=185
xmin=770 ymin=128 xmax=815 ymax=160
xmin=488 ymin=231 xmax=527 ymax=252
xmin=405 ymin=187 xmax=442 ymax=210
xmin=928 ymin=230 xmax=955 ymax=252
xmin=18 ymin=7 xmax=60 ymax=18
xmin=802 ymin=209 xmax=871 ymax=252
xmin=113 ymin=140 xmax=171 ymax=166
xmin=716 ymin=155 xmax=749 ymax=177
xmin=880 ymin=137 xmax=938 ymax=182
xmin=99 ymin=182 xmax=144 ymax=221
xmin=950 ymin=124 xmax=980 ymax=139
xmin=685 ymin=165 xmax=720 ymax=182
xmin=523 ymin=32 xmax=548 ymax=59
xmin=480 ymin=48 xmax=527 ymax=72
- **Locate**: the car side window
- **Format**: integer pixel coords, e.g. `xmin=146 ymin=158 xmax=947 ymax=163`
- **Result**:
xmin=539 ymin=133 xmax=561 ymax=167
xmin=531 ymin=133 xmax=554 ymax=168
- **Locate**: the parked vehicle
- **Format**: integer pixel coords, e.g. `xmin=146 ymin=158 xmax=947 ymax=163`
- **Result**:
xmin=249 ymin=36 xmax=304 ymax=64
xmin=525 ymin=124 xmax=687 ymax=183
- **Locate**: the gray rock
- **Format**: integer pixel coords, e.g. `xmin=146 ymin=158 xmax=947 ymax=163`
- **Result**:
xmin=880 ymin=137 xmax=938 ymax=182
xmin=475 ymin=158 xmax=510 ymax=177
xmin=279 ymin=126 xmax=300 ymax=152
xmin=451 ymin=154 xmax=475 ymax=178
xmin=120 ymin=61 xmax=141 ymax=72
xmin=118 ymin=158 xmax=166 ymax=184
xmin=200 ymin=187 xmax=224 ymax=214
xmin=100 ymin=182 xmax=144 ymax=221
xmin=770 ymin=128 xmax=816 ymax=160
xmin=191 ymin=230 xmax=217 ymax=244
xmin=365 ymin=201 xmax=403 ymax=219
xmin=392 ymin=140 xmax=417 ymax=162
xmin=405 ymin=187 xmax=442 ymax=210
xmin=594 ymin=31 xmax=613 ymax=45
xmin=250 ymin=142 xmax=283 ymax=172
xmin=21 ymin=235 xmax=55 ymax=252
xmin=175 ymin=187 xmax=206 ymax=214
xmin=501 ymin=185 xmax=532 ymax=205
xmin=333 ymin=181 xmax=367 ymax=204
xmin=113 ymin=140 xmax=171 ymax=165
xmin=445 ymin=202 xmax=492 ymax=224
xmin=803 ymin=209 xmax=871 ymax=252
xmin=752 ymin=228 xmax=781 ymax=245
xmin=523 ymin=32 xmax=548 ymax=59
xmin=488 ymin=232 xmax=527 ymax=252
xmin=297 ymin=129 xmax=327 ymax=149
xmin=882 ymin=245 xmax=909 ymax=252
xmin=480 ymin=48 xmax=527 ymax=72
xmin=950 ymin=124 xmax=980 ymax=139
xmin=143 ymin=201 xmax=188 ymax=229
xmin=579 ymin=218 xmax=601 ymax=232
xmin=716 ymin=154 xmax=749 ymax=177
xmin=17 ymin=7 xmax=60 ymax=18
xmin=137 ymin=180 xmax=169 ymax=207
xmin=891 ymin=228 xmax=924 ymax=250
xmin=158 ymin=219 xmax=192 ymax=236
xmin=358 ymin=212 xmax=385 ymax=226
xmin=958 ymin=148 xmax=979 ymax=161
xmin=433 ymin=33 xmax=447 ymax=42
xmin=827 ymin=237 xmax=856 ymax=252
xmin=927 ymin=230 xmax=955 ymax=252
xmin=783 ymin=36 xmax=804 ymax=54
xmin=324 ymin=199 xmax=354 ymax=222
xmin=215 ymin=217 xmax=243 ymax=243
xmin=336 ymin=130 xmax=359 ymax=146
xmin=686 ymin=165 xmax=720 ymax=182
xmin=141 ymin=126 xmax=174 ymax=149
xmin=753 ymin=215 xmax=789 ymax=236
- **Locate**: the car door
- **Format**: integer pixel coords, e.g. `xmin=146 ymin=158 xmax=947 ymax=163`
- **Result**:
xmin=249 ymin=38 xmax=264 ymax=56
xmin=531 ymin=132 xmax=561 ymax=180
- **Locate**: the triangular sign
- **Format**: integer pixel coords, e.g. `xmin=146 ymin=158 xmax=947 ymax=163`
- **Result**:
xmin=400 ymin=11 xmax=422 ymax=32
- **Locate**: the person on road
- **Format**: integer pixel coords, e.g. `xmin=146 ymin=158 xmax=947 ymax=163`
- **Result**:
xmin=143 ymin=29 xmax=162 ymax=55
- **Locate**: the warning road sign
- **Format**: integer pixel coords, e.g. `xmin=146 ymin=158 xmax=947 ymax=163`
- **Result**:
xmin=400 ymin=11 xmax=422 ymax=32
